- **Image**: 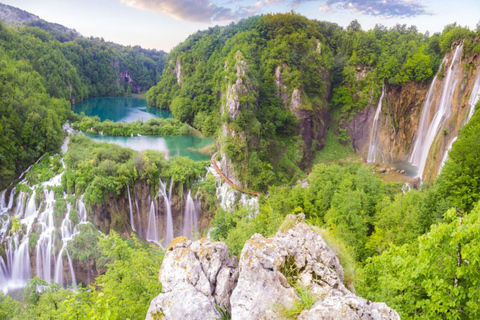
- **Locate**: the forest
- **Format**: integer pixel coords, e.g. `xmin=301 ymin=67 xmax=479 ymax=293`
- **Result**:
xmin=0 ymin=21 xmax=166 ymax=189
xmin=0 ymin=9 xmax=480 ymax=320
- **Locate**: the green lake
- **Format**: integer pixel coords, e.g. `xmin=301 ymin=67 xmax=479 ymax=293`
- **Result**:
xmin=73 ymin=97 xmax=212 ymax=161
xmin=72 ymin=96 xmax=173 ymax=122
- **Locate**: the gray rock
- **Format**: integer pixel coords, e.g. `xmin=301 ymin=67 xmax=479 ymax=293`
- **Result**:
xmin=145 ymin=237 xmax=238 ymax=320
xmin=147 ymin=216 xmax=399 ymax=320
xmin=230 ymin=214 xmax=400 ymax=320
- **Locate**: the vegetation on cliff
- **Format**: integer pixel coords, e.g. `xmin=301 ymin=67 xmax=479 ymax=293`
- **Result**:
xmin=0 ymin=231 xmax=163 ymax=319
xmin=62 ymin=135 xmax=208 ymax=205
xmin=147 ymin=12 xmax=479 ymax=191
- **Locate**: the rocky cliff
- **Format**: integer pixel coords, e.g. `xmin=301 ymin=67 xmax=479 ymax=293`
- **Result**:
xmin=146 ymin=214 xmax=399 ymax=320
xmin=348 ymin=42 xmax=480 ymax=183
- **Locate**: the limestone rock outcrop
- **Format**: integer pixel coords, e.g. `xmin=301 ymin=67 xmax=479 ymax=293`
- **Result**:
xmin=146 ymin=215 xmax=400 ymax=320
xmin=146 ymin=237 xmax=238 ymax=320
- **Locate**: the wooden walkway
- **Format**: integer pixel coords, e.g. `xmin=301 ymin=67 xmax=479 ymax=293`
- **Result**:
xmin=211 ymin=152 xmax=260 ymax=197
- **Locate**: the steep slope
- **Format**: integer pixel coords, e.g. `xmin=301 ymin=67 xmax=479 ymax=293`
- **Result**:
xmin=148 ymin=13 xmax=333 ymax=190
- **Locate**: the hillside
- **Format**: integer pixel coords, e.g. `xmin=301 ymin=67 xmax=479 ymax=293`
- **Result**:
xmin=147 ymin=12 xmax=480 ymax=191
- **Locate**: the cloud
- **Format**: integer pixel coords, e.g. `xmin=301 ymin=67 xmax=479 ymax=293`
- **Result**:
xmin=317 ymin=0 xmax=430 ymax=17
xmin=120 ymin=0 xmax=251 ymax=23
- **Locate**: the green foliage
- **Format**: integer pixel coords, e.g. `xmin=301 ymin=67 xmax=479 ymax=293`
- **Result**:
xmin=0 ymin=293 xmax=20 ymax=319
xmin=0 ymin=53 xmax=69 ymax=190
xmin=68 ymin=223 xmax=101 ymax=262
xmin=313 ymin=130 xmax=358 ymax=164
xmin=63 ymin=135 xmax=207 ymax=205
xmin=0 ymin=20 xmax=166 ymax=188
xmin=436 ymin=102 xmax=480 ymax=212
xmin=63 ymin=231 xmax=164 ymax=319
xmin=0 ymin=231 xmax=163 ymax=319
xmin=72 ymin=116 xmax=194 ymax=137
xmin=360 ymin=204 xmax=480 ymax=319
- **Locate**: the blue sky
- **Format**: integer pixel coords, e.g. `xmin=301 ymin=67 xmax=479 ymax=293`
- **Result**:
xmin=2 ymin=0 xmax=479 ymax=51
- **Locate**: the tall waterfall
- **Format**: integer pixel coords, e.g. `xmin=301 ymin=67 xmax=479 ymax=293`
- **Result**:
xmin=146 ymin=200 xmax=159 ymax=243
xmin=182 ymin=191 xmax=200 ymax=239
xmin=367 ymin=88 xmax=386 ymax=163
xmin=127 ymin=185 xmax=136 ymax=232
xmin=409 ymin=43 xmax=464 ymax=180
xmin=438 ymin=67 xmax=480 ymax=173
xmin=159 ymin=179 xmax=174 ymax=246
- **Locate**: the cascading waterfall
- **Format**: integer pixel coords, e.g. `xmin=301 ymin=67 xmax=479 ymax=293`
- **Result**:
xmin=467 ymin=69 xmax=480 ymax=121
xmin=0 ymin=126 xmax=94 ymax=294
xmin=438 ymin=68 xmax=480 ymax=174
xmin=182 ymin=191 xmax=200 ymax=239
xmin=367 ymin=88 xmax=386 ymax=163
xmin=127 ymin=185 xmax=136 ymax=232
xmin=409 ymin=43 xmax=464 ymax=180
xmin=159 ymin=178 xmax=174 ymax=246
xmin=207 ymin=165 xmax=259 ymax=215
xmin=146 ymin=200 xmax=159 ymax=243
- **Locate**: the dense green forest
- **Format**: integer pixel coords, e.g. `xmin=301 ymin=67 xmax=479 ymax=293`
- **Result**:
xmin=1 ymin=9 xmax=480 ymax=319
xmin=147 ymin=13 xmax=479 ymax=191
xmin=0 ymin=21 xmax=166 ymax=189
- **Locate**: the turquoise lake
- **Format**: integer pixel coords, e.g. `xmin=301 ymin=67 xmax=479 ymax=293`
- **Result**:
xmin=73 ymin=97 xmax=212 ymax=161
xmin=72 ymin=96 xmax=173 ymax=122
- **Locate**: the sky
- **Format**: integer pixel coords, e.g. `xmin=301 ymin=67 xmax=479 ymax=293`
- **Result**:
xmin=2 ymin=0 xmax=479 ymax=51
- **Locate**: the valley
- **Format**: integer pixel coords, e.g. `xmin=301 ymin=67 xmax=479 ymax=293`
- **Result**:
xmin=0 ymin=2 xmax=480 ymax=319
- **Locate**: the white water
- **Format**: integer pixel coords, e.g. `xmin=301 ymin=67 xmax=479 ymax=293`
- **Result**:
xmin=367 ymin=88 xmax=386 ymax=163
xmin=146 ymin=200 xmax=159 ymax=243
xmin=409 ymin=44 xmax=464 ymax=180
xmin=182 ymin=191 xmax=200 ymax=239
xmin=0 ymin=125 xmax=85 ymax=294
xmin=467 ymin=69 xmax=480 ymax=121
xmin=438 ymin=137 xmax=457 ymax=174
xmin=159 ymin=179 xmax=174 ymax=246
xmin=127 ymin=185 xmax=136 ymax=232
xmin=208 ymin=165 xmax=259 ymax=216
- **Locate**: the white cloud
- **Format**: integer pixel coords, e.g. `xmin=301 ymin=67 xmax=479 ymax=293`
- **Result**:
xmin=121 ymin=0 xmax=242 ymax=23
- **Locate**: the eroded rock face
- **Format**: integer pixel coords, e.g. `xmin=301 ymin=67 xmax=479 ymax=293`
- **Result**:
xmin=146 ymin=237 xmax=239 ymax=320
xmin=146 ymin=215 xmax=399 ymax=320
xmin=230 ymin=214 xmax=399 ymax=319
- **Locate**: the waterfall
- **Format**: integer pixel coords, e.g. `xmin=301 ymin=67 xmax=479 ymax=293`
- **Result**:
xmin=127 ymin=185 xmax=136 ymax=232
xmin=182 ymin=191 xmax=200 ymax=239
xmin=208 ymin=165 xmax=259 ymax=215
xmin=367 ymin=88 xmax=386 ymax=163
xmin=468 ymin=69 xmax=480 ymax=121
xmin=439 ymin=69 xmax=480 ymax=174
xmin=437 ymin=137 xmax=457 ymax=174
xmin=158 ymin=178 xmax=174 ymax=246
xmin=409 ymin=43 xmax=464 ymax=180
xmin=146 ymin=201 xmax=159 ymax=243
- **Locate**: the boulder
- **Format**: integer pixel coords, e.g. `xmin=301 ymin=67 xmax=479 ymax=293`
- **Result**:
xmin=230 ymin=214 xmax=399 ymax=319
xmin=145 ymin=237 xmax=238 ymax=320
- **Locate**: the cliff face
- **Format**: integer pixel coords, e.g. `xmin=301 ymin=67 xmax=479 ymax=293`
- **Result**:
xmin=219 ymin=51 xmax=259 ymax=187
xmin=348 ymin=44 xmax=480 ymax=183
xmin=89 ymin=180 xmax=212 ymax=241
xmin=275 ymin=65 xmax=330 ymax=167
xmin=348 ymin=81 xmax=429 ymax=161
xmin=146 ymin=214 xmax=399 ymax=320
